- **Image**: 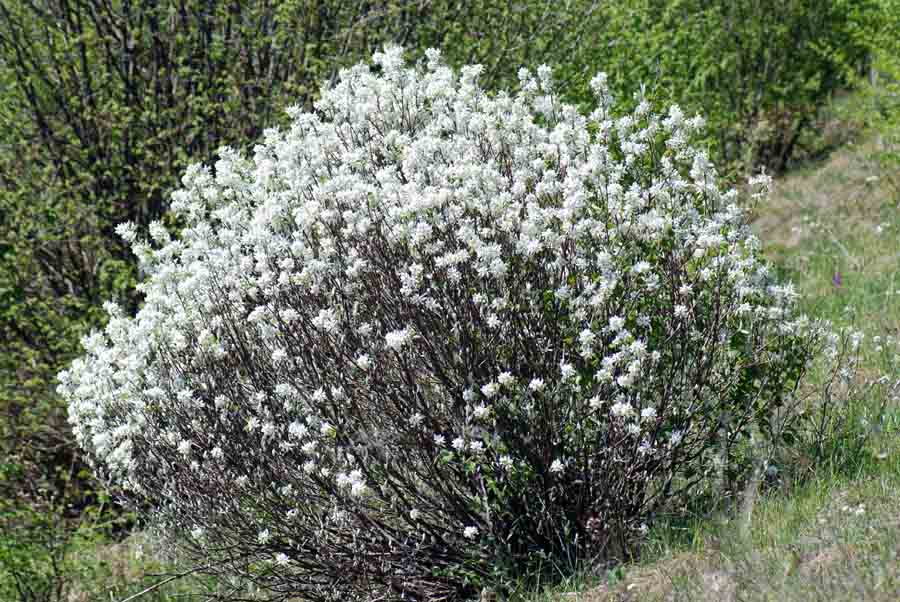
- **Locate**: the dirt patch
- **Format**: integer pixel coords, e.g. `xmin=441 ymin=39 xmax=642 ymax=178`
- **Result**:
xmin=561 ymin=552 xmax=726 ymax=602
xmin=796 ymin=543 xmax=858 ymax=577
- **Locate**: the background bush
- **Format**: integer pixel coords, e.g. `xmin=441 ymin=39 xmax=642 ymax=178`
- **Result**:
xmin=60 ymin=49 xmax=835 ymax=600
xmin=581 ymin=0 xmax=876 ymax=176
xmin=850 ymin=0 xmax=900 ymax=200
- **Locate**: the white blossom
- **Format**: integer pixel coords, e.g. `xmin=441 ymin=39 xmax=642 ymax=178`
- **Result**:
xmin=497 ymin=372 xmax=515 ymax=387
xmin=610 ymin=401 xmax=634 ymax=418
xmin=355 ymin=354 xmax=372 ymax=370
xmin=385 ymin=328 xmax=412 ymax=351
xmin=472 ymin=404 xmax=490 ymax=420
xmin=480 ymin=382 xmax=500 ymax=399
xmin=528 ymin=378 xmax=545 ymax=392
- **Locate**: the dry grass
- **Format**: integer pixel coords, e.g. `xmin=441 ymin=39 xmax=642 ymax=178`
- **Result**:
xmin=752 ymin=138 xmax=891 ymax=251
xmin=552 ymin=473 xmax=900 ymax=601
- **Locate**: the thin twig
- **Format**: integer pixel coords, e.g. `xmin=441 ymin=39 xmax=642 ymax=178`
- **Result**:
xmin=117 ymin=566 xmax=209 ymax=602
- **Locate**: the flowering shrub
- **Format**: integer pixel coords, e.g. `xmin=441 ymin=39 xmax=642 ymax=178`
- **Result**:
xmin=59 ymin=48 xmax=827 ymax=600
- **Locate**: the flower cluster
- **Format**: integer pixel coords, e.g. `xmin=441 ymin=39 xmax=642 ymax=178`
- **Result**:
xmin=59 ymin=48 xmax=824 ymax=600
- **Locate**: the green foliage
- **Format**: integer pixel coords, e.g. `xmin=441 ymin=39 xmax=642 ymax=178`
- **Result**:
xmin=846 ymin=0 xmax=900 ymax=200
xmin=0 ymin=458 xmax=112 ymax=602
xmin=577 ymin=0 xmax=877 ymax=176
xmin=0 ymin=501 xmax=216 ymax=602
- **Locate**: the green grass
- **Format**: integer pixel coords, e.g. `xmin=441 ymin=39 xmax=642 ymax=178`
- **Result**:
xmin=0 ymin=526 xmax=225 ymax=602
xmin=530 ymin=449 xmax=900 ymax=602
xmin=754 ymin=136 xmax=900 ymax=334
